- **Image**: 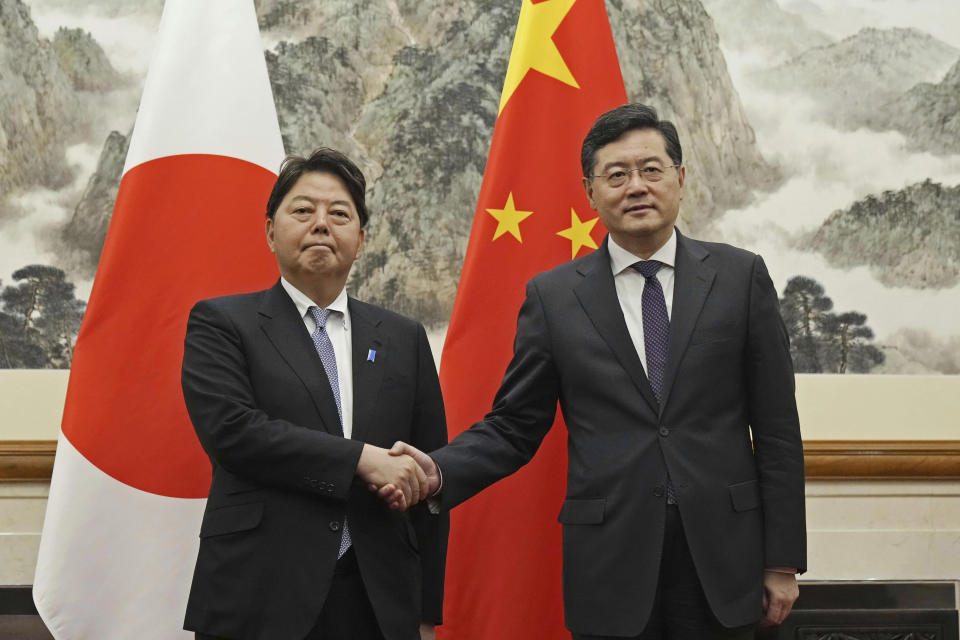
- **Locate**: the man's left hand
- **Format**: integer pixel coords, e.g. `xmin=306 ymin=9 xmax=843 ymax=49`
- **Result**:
xmin=419 ymin=623 xmax=435 ymax=640
xmin=760 ymin=570 xmax=799 ymax=626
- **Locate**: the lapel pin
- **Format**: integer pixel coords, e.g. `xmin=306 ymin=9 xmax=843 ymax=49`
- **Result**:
xmin=367 ymin=349 xmax=376 ymax=363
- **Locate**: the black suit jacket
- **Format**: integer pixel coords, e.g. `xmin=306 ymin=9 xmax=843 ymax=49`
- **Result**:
xmin=432 ymin=232 xmax=805 ymax=636
xmin=181 ymin=281 xmax=448 ymax=640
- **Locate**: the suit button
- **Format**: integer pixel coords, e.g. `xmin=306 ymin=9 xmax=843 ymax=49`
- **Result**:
xmin=659 ymin=426 xmax=669 ymax=437
xmin=329 ymin=521 xmax=341 ymax=532
xmin=654 ymin=486 xmax=665 ymax=497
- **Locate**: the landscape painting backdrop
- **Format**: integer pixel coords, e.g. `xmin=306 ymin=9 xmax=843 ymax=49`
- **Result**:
xmin=1 ymin=0 xmax=958 ymax=374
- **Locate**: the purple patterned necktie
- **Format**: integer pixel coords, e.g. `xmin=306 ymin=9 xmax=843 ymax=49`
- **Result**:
xmin=308 ymin=306 xmax=351 ymax=557
xmin=632 ymin=261 xmax=677 ymax=504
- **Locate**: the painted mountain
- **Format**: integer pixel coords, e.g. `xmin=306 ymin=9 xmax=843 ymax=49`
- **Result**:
xmin=7 ymin=0 xmax=958 ymax=373
xmin=1 ymin=0 xmax=133 ymax=272
xmin=0 ymin=1 xmax=84 ymax=201
xmin=807 ymin=180 xmax=960 ymax=290
xmin=59 ymin=0 xmax=774 ymax=323
xmin=867 ymin=56 xmax=960 ymax=156
xmin=752 ymin=27 xmax=957 ymax=130
xmin=701 ymin=0 xmax=833 ymax=62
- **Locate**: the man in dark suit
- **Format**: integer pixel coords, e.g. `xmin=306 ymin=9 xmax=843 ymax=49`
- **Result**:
xmin=391 ymin=104 xmax=806 ymax=639
xmin=181 ymin=148 xmax=447 ymax=640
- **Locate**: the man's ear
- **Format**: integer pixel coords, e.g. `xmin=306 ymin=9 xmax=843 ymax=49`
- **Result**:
xmin=583 ymin=177 xmax=597 ymax=209
xmin=355 ymin=228 xmax=365 ymax=259
xmin=265 ymin=217 xmax=276 ymax=253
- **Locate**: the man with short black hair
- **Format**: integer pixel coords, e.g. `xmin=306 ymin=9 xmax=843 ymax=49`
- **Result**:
xmin=182 ymin=148 xmax=447 ymax=640
xmin=391 ymin=104 xmax=806 ymax=639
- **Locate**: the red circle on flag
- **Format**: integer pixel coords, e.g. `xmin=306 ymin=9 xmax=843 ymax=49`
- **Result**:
xmin=62 ymin=154 xmax=280 ymax=498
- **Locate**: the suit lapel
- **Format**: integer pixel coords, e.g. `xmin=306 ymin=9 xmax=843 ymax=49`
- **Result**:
xmin=347 ymin=298 xmax=386 ymax=443
xmin=574 ymin=242 xmax=660 ymax=413
xmin=659 ymin=232 xmax=716 ymax=412
xmin=258 ymin=281 xmax=343 ymax=436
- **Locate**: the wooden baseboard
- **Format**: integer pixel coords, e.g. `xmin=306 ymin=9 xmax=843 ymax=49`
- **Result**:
xmin=0 ymin=585 xmax=39 ymax=614
xmin=2 ymin=440 xmax=959 ymax=482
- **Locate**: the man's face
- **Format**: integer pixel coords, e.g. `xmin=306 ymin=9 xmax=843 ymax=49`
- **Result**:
xmin=583 ymin=128 xmax=685 ymax=254
xmin=265 ymin=171 xmax=365 ymax=287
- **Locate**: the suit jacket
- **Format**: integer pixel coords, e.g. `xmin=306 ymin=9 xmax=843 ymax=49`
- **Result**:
xmin=432 ymin=232 xmax=806 ymax=636
xmin=181 ymin=281 xmax=448 ymax=640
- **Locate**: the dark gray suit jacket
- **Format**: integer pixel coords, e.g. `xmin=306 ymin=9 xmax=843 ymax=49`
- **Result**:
xmin=181 ymin=281 xmax=448 ymax=640
xmin=432 ymin=232 xmax=805 ymax=636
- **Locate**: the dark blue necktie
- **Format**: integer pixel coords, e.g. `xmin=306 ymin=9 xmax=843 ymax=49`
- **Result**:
xmin=308 ymin=306 xmax=351 ymax=557
xmin=632 ymin=260 xmax=670 ymax=403
xmin=632 ymin=261 xmax=677 ymax=504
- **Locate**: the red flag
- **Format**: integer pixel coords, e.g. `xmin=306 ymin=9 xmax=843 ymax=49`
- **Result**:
xmin=33 ymin=1 xmax=284 ymax=637
xmin=438 ymin=0 xmax=627 ymax=637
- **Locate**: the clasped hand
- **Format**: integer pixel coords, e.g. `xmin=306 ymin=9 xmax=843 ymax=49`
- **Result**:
xmin=356 ymin=442 xmax=439 ymax=511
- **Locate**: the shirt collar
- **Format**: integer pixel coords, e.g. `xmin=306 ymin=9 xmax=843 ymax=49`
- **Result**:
xmin=608 ymin=228 xmax=677 ymax=276
xmin=279 ymin=277 xmax=349 ymax=319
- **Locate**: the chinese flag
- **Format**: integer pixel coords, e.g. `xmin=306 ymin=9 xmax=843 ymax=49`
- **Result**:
xmin=33 ymin=1 xmax=284 ymax=637
xmin=438 ymin=0 xmax=627 ymax=638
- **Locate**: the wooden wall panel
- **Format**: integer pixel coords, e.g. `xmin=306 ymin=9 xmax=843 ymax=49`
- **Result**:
xmin=2 ymin=440 xmax=959 ymax=481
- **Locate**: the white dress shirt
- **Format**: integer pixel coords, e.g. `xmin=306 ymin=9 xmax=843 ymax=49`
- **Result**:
xmin=608 ymin=230 xmax=677 ymax=375
xmin=279 ymin=277 xmax=354 ymax=439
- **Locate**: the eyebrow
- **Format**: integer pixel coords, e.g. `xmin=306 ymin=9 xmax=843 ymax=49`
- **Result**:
xmin=598 ymin=156 xmax=667 ymax=172
xmin=288 ymin=195 xmax=355 ymax=209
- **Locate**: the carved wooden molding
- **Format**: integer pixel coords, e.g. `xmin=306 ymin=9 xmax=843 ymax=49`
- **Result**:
xmin=803 ymin=440 xmax=960 ymax=480
xmin=0 ymin=440 xmax=57 ymax=482
xmin=1 ymin=440 xmax=959 ymax=481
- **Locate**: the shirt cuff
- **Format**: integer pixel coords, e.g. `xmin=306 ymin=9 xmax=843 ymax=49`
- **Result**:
xmin=426 ymin=459 xmax=442 ymax=514
xmin=765 ymin=566 xmax=798 ymax=574
xmin=431 ymin=458 xmax=442 ymax=496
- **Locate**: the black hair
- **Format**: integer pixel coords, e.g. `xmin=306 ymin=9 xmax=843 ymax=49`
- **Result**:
xmin=265 ymin=147 xmax=369 ymax=227
xmin=581 ymin=103 xmax=683 ymax=176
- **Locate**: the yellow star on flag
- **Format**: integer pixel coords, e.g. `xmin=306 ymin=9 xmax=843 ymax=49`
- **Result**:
xmin=487 ymin=192 xmax=534 ymax=242
xmin=498 ymin=0 xmax=580 ymax=114
xmin=556 ymin=208 xmax=599 ymax=258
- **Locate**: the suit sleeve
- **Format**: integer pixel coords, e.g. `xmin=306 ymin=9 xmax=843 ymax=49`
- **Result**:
xmin=181 ymin=299 xmax=363 ymax=500
xmin=433 ymin=277 xmax=561 ymax=510
xmin=746 ymin=256 xmax=807 ymax=573
xmin=407 ymin=323 xmax=449 ymax=623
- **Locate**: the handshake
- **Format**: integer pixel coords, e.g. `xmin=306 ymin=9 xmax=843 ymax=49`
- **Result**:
xmin=356 ymin=442 xmax=439 ymax=511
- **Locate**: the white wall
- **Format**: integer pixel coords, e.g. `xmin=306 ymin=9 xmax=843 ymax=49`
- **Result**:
xmin=806 ymin=480 xmax=960 ymax=581
xmin=4 ymin=370 xmax=960 ymax=442
xmin=0 ymin=482 xmax=47 ymax=585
